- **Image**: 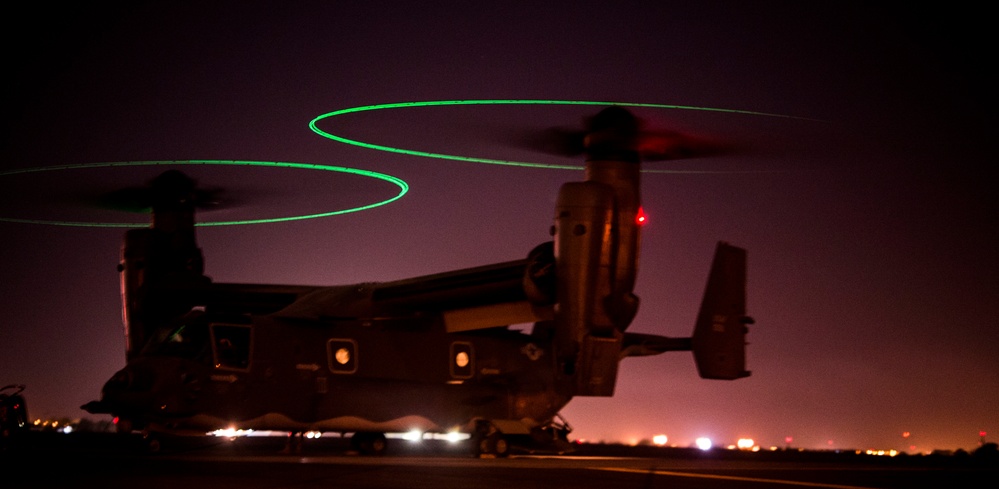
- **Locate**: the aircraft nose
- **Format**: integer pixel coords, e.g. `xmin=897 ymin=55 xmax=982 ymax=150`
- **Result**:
xmin=90 ymin=359 xmax=205 ymax=417
xmin=105 ymin=364 xmax=155 ymax=392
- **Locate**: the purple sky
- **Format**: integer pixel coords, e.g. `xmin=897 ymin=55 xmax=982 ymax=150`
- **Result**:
xmin=2 ymin=2 xmax=995 ymax=452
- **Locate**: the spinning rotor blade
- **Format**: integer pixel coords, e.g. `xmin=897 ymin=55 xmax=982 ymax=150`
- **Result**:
xmin=71 ymin=170 xmax=241 ymax=214
xmin=510 ymin=106 xmax=739 ymax=161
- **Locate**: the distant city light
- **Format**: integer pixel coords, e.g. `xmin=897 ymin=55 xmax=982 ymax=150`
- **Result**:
xmin=736 ymin=438 xmax=755 ymax=450
xmin=652 ymin=434 xmax=668 ymax=446
xmin=695 ymin=437 xmax=713 ymax=450
xmin=865 ymin=449 xmax=899 ymax=457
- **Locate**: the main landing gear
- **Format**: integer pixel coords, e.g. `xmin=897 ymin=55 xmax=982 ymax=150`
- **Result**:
xmin=473 ymin=415 xmax=574 ymax=458
xmin=472 ymin=420 xmax=510 ymax=458
xmin=350 ymin=431 xmax=388 ymax=455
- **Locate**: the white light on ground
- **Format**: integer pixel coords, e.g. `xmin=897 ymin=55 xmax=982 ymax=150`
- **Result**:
xmin=695 ymin=437 xmax=713 ymax=450
xmin=442 ymin=431 xmax=465 ymax=443
xmin=652 ymin=434 xmax=668 ymax=446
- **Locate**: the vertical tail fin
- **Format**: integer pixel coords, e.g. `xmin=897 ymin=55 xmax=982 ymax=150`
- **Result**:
xmin=691 ymin=242 xmax=753 ymax=380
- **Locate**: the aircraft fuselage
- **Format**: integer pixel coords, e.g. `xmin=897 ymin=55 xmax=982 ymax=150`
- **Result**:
xmin=100 ymin=286 xmax=569 ymax=436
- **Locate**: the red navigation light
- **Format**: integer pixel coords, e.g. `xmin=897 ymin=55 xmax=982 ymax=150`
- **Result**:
xmin=636 ymin=206 xmax=647 ymax=226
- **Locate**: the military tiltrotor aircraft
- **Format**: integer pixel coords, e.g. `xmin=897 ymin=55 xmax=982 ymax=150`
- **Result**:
xmin=83 ymin=106 xmax=753 ymax=456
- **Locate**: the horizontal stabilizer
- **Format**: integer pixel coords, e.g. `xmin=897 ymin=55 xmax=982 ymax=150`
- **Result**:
xmin=691 ymin=242 xmax=752 ymax=380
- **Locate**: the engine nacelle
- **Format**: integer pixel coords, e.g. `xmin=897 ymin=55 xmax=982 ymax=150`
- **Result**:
xmin=118 ymin=171 xmax=214 ymax=360
xmin=552 ymin=180 xmax=623 ymax=396
xmin=119 ymin=225 xmax=208 ymax=360
xmin=120 ymin=229 xmax=152 ymax=360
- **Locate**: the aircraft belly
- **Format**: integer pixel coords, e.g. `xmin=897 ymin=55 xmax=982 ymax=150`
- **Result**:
xmin=183 ymin=354 xmax=570 ymax=434
xmin=185 ymin=379 xmax=519 ymax=433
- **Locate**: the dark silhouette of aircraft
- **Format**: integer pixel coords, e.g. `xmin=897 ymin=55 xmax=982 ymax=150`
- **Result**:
xmin=1 ymin=384 xmax=29 ymax=442
xmin=83 ymin=106 xmax=753 ymax=456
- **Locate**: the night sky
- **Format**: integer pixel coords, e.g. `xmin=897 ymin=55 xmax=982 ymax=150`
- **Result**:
xmin=2 ymin=2 xmax=995 ymax=452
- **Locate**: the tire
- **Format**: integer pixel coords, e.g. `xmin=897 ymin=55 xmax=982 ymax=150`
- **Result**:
xmin=352 ymin=432 xmax=388 ymax=456
xmin=488 ymin=433 xmax=509 ymax=458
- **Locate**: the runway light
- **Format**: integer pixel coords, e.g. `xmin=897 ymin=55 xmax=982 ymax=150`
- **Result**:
xmin=695 ymin=437 xmax=713 ymax=450
xmin=209 ymin=426 xmax=254 ymax=438
xmin=428 ymin=431 xmax=470 ymax=442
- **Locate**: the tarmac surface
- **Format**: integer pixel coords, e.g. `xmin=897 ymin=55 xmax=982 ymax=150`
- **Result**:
xmin=4 ymin=431 xmax=997 ymax=489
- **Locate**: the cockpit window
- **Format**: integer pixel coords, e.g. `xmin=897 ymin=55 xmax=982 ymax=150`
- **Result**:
xmin=152 ymin=319 xmax=210 ymax=359
xmin=211 ymin=324 xmax=252 ymax=371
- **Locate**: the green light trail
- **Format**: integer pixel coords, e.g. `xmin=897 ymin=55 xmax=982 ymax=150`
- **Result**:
xmin=3 ymin=100 xmax=811 ymax=228
xmin=309 ymin=99 xmax=817 ymax=172
xmin=0 ymin=160 xmax=409 ymax=228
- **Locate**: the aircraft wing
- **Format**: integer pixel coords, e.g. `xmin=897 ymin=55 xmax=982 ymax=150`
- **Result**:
xmin=372 ymin=259 xmax=554 ymax=332
xmin=371 ymin=259 xmax=530 ymax=309
xmin=271 ymin=259 xmax=553 ymax=330
xmin=165 ymin=283 xmax=324 ymax=315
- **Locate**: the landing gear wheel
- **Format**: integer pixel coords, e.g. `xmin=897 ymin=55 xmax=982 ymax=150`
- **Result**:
xmin=142 ymin=433 xmax=162 ymax=454
xmin=487 ymin=433 xmax=510 ymax=458
xmin=477 ymin=432 xmax=510 ymax=458
xmin=351 ymin=431 xmax=387 ymax=456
